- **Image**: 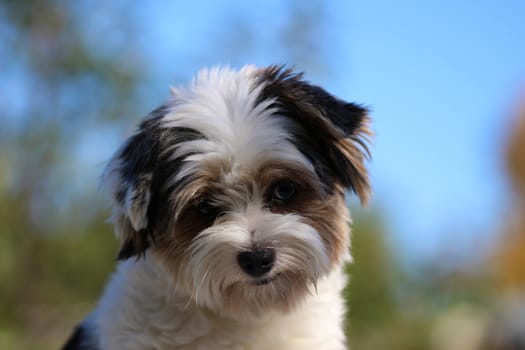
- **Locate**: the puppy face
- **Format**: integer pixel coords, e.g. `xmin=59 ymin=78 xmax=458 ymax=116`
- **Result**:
xmin=101 ymin=65 xmax=371 ymax=317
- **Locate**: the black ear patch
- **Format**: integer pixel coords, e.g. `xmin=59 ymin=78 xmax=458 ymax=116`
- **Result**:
xmin=256 ymin=65 xmax=372 ymax=203
xmin=103 ymin=108 xmax=164 ymax=260
xmin=101 ymin=105 xmax=205 ymax=260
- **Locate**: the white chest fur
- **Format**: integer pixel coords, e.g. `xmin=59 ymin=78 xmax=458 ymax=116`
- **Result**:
xmin=91 ymin=256 xmax=348 ymax=350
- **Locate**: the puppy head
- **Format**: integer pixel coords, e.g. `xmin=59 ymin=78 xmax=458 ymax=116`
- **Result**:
xmin=101 ymin=65 xmax=371 ymax=317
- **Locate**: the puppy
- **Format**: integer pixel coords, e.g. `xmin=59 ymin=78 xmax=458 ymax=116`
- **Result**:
xmin=63 ymin=65 xmax=371 ymax=350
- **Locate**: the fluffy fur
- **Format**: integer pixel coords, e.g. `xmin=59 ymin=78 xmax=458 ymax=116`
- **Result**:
xmin=62 ymin=65 xmax=371 ymax=350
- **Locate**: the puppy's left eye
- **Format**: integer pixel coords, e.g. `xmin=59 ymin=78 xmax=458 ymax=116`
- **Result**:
xmin=272 ymin=180 xmax=296 ymax=201
xmin=196 ymin=200 xmax=220 ymax=219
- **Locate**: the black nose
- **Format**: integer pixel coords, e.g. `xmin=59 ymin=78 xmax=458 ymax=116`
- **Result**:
xmin=237 ymin=248 xmax=275 ymax=277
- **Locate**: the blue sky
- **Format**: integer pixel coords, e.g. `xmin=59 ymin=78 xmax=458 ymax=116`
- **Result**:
xmin=124 ymin=1 xmax=525 ymax=264
xmin=341 ymin=1 xmax=525 ymax=261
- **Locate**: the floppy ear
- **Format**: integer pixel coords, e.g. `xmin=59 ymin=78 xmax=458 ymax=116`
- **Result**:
xmin=100 ymin=107 xmax=166 ymax=260
xmin=257 ymin=66 xmax=372 ymax=203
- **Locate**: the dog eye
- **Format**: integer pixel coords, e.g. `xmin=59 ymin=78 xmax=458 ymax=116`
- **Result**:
xmin=196 ymin=200 xmax=220 ymax=219
xmin=272 ymin=180 xmax=295 ymax=201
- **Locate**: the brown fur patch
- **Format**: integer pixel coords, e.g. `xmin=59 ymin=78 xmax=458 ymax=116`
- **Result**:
xmin=256 ymin=160 xmax=324 ymax=199
xmin=268 ymin=187 xmax=349 ymax=267
xmin=152 ymin=184 xmax=224 ymax=286
xmin=300 ymin=194 xmax=350 ymax=267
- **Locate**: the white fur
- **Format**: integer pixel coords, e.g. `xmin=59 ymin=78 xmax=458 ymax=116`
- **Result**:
xmin=161 ymin=66 xmax=315 ymax=187
xmin=92 ymin=255 xmax=348 ymax=350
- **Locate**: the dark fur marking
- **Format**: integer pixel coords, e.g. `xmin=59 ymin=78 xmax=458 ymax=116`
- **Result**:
xmin=256 ymin=66 xmax=368 ymax=137
xmin=112 ymin=104 xmax=206 ymax=260
xmin=62 ymin=325 xmax=98 ymax=350
xmin=255 ymin=65 xmax=371 ymax=202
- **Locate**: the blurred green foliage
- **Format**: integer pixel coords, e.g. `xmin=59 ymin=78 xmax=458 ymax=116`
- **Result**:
xmin=1 ymin=1 xmax=140 ymax=348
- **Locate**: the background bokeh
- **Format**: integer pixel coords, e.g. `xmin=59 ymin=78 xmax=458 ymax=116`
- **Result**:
xmin=1 ymin=1 xmax=525 ymax=349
